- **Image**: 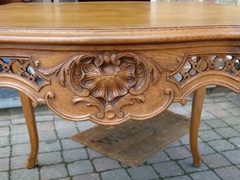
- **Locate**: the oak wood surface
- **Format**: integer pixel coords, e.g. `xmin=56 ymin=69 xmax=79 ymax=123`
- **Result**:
xmin=0 ymin=2 xmax=240 ymax=45
xmin=1 ymin=2 xmax=240 ymax=28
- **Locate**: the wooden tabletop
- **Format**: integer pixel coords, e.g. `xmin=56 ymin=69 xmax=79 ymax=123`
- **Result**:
xmin=0 ymin=2 xmax=240 ymax=44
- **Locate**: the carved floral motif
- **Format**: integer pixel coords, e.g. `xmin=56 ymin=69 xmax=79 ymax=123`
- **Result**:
xmin=79 ymin=52 xmax=136 ymax=102
xmin=39 ymin=52 xmax=161 ymax=120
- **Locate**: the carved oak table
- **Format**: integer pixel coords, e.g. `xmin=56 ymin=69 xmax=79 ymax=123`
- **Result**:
xmin=0 ymin=2 xmax=240 ymax=168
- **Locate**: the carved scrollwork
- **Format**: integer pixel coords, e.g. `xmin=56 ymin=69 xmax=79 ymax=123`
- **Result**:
xmin=169 ymin=54 xmax=240 ymax=87
xmin=41 ymin=52 xmax=161 ymax=120
xmin=0 ymin=56 xmax=49 ymax=92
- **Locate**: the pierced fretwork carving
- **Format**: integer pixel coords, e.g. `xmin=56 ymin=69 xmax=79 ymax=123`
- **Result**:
xmin=0 ymin=57 xmax=43 ymax=84
xmin=171 ymin=54 xmax=240 ymax=83
xmin=41 ymin=52 xmax=161 ymax=120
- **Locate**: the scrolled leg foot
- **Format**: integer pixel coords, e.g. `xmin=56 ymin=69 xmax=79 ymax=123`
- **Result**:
xmin=19 ymin=91 xmax=39 ymax=169
xmin=190 ymin=86 xmax=206 ymax=167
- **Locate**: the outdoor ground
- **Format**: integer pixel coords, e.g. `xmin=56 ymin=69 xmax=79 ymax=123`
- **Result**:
xmin=1 ymin=90 xmax=240 ymax=180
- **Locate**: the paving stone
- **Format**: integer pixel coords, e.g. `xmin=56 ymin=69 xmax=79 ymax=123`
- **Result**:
xmin=179 ymin=135 xmax=190 ymax=145
xmin=38 ymin=131 xmax=57 ymax=142
xmin=168 ymin=140 xmax=182 ymax=147
xmin=208 ymin=109 xmax=232 ymax=118
xmin=101 ymin=169 xmax=131 ymax=180
xmin=216 ymin=102 xmax=237 ymax=109
xmin=213 ymin=97 xmax=230 ymax=103
xmin=215 ymin=166 xmax=240 ymax=180
xmin=87 ymin=148 xmax=106 ymax=160
xmin=61 ymin=138 xmax=84 ymax=150
xmin=222 ymin=150 xmax=240 ymax=164
xmin=39 ymin=140 xmax=61 ymax=153
xmin=40 ymin=164 xmax=68 ymax=180
xmin=0 ymin=137 xmax=9 ymax=147
xmin=200 ymin=110 xmax=217 ymax=121
xmin=205 ymin=119 xmax=229 ymax=128
xmin=92 ymin=157 xmax=121 ymax=172
xmin=190 ymin=170 xmax=221 ymax=180
xmin=153 ymin=161 xmax=184 ymax=178
xmin=186 ymin=142 xmax=215 ymax=156
xmin=198 ymin=130 xmax=222 ymax=141
xmin=215 ymin=127 xmax=240 ymax=138
xmin=0 ymin=158 xmax=9 ymax=171
xmin=128 ymin=165 xmax=159 ymax=180
xmin=34 ymin=106 xmax=53 ymax=116
xmin=37 ymin=121 xmax=54 ymax=132
xmin=11 ymin=118 xmax=25 ymax=125
xmin=36 ymin=115 xmax=54 ymax=122
xmin=0 ymin=120 xmax=10 ymax=127
xmin=12 ymin=143 xmax=29 ymax=156
xmin=202 ymin=154 xmax=231 ymax=168
xmin=207 ymin=139 xmax=235 ymax=152
xmin=56 ymin=128 xmax=79 ymax=139
xmin=164 ymin=175 xmax=192 ymax=180
xmin=227 ymin=92 xmax=240 ymax=106
xmin=53 ymin=114 xmax=64 ymax=120
xmin=11 ymin=133 xmax=29 ymax=144
xmin=229 ymin=137 xmax=240 ymax=147
xmin=0 ymin=127 xmax=9 ymax=137
xmin=38 ymin=152 xmax=62 ymax=165
xmin=147 ymin=151 xmax=170 ymax=164
xmin=11 ymin=168 xmax=39 ymax=180
xmin=0 ymin=146 xmax=10 ymax=158
xmin=72 ymin=173 xmax=101 ymax=180
xmin=11 ymin=124 xmax=29 ymax=135
xmin=227 ymin=107 xmax=240 ymax=116
xmin=54 ymin=120 xmax=76 ymax=130
xmin=10 ymin=155 xmax=28 ymax=170
xmin=165 ymin=146 xmax=192 ymax=160
xmin=203 ymin=103 xmax=221 ymax=111
xmin=178 ymin=158 xmax=208 ymax=173
xmin=167 ymin=106 xmax=191 ymax=117
xmin=182 ymin=105 xmax=192 ymax=112
xmin=63 ymin=148 xmax=88 ymax=162
xmin=180 ymin=135 xmax=203 ymax=145
xmin=196 ymin=142 xmax=215 ymax=155
xmin=233 ymin=125 xmax=240 ymax=133
xmin=221 ymin=116 xmax=240 ymax=126
xmin=76 ymin=121 xmax=97 ymax=132
xmin=199 ymin=123 xmax=211 ymax=131
xmin=0 ymin=172 xmax=8 ymax=180
xmin=68 ymin=160 xmax=93 ymax=176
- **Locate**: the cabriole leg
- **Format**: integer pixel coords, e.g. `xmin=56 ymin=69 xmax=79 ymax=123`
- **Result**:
xmin=18 ymin=91 xmax=38 ymax=168
xmin=190 ymin=86 xmax=206 ymax=167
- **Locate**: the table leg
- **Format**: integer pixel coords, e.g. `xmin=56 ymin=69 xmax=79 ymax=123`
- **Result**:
xmin=18 ymin=91 xmax=38 ymax=169
xmin=190 ymin=86 xmax=206 ymax=167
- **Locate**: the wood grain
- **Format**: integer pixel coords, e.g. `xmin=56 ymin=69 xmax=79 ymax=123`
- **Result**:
xmin=0 ymin=2 xmax=239 ymax=168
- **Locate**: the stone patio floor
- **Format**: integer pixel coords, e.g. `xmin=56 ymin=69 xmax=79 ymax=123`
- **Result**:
xmin=1 ymin=91 xmax=240 ymax=180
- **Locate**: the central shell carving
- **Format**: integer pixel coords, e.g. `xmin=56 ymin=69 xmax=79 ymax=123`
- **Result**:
xmin=80 ymin=53 xmax=136 ymax=102
xmin=41 ymin=51 xmax=161 ymax=120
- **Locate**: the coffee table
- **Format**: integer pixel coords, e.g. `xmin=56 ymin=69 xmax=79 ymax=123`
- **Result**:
xmin=0 ymin=2 xmax=240 ymax=168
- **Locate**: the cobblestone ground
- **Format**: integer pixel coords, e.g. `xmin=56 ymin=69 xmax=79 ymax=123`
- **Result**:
xmin=1 ymin=92 xmax=240 ymax=180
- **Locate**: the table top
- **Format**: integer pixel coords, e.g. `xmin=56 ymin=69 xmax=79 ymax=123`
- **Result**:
xmin=0 ymin=2 xmax=240 ymax=44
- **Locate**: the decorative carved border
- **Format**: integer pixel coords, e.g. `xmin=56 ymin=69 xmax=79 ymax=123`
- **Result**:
xmin=0 ymin=56 xmax=49 ymax=91
xmin=169 ymin=53 xmax=240 ymax=87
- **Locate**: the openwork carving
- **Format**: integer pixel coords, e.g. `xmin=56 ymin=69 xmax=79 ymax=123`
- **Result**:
xmin=41 ymin=52 xmax=161 ymax=120
xmin=0 ymin=57 xmax=43 ymax=84
xmin=171 ymin=54 xmax=240 ymax=84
